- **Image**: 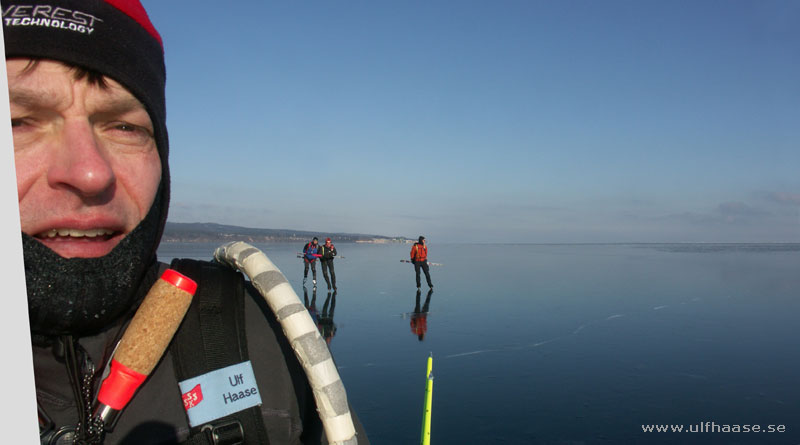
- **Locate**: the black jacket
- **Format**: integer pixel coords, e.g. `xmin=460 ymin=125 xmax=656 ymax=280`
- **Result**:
xmin=318 ymin=245 xmax=337 ymax=262
xmin=33 ymin=261 xmax=368 ymax=444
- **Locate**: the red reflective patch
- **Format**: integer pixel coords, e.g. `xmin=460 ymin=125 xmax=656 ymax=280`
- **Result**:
xmin=182 ymin=384 xmax=204 ymax=410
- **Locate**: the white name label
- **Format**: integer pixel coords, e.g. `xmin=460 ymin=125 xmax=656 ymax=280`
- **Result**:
xmin=178 ymin=361 xmax=262 ymax=427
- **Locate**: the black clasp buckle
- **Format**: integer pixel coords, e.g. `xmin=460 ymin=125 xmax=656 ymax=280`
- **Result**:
xmin=201 ymin=420 xmax=244 ymax=445
xmin=41 ymin=426 xmax=76 ymax=445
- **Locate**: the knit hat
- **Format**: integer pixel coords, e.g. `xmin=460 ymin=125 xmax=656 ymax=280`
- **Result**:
xmin=2 ymin=0 xmax=170 ymax=241
xmin=326 ymin=237 xmax=331 ymax=242
xmin=419 ymin=236 xmax=425 ymax=242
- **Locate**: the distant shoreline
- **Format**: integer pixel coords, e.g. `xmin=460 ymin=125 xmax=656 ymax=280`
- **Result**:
xmin=162 ymin=222 xmax=413 ymax=244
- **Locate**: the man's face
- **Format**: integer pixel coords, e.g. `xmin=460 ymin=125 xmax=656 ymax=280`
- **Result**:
xmin=8 ymin=59 xmax=161 ymax=259
xmin=312 ymin=239 xmax=318 ymax=246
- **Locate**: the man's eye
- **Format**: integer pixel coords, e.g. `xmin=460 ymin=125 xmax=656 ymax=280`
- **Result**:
xmin=113 ymin=122 xmax=150 ymax=134
xmin=104 ymin=121 xmax=154 ymax=146
xmin=11 ymin=118 xmax=28 ymax=128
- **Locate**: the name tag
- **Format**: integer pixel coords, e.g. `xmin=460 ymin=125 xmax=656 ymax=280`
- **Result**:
xmin=178 ymin=361 xmax=262 ymax=427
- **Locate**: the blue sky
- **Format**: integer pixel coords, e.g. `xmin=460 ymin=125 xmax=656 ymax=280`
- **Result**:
xmin=141 ymin=1 xmax=799 ymax=243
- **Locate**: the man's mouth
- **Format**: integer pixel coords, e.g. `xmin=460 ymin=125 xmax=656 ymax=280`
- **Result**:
xmin=38 ymin=228 xmax=117 ymax=239
xmin=32 ymin=227 xmax=125 ymax=258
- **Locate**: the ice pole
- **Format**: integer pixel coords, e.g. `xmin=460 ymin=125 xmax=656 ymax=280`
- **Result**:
xmin=92 ymin=269 xmax=197 ymax=428
xmin=421 ymin=354 xmax=434 ymax=445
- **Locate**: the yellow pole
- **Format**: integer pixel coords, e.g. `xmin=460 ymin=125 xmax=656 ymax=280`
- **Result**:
xmin=421 ymin=354 xmax=434 ymax=445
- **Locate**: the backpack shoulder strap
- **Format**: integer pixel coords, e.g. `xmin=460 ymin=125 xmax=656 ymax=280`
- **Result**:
xmin=169 ymin=258 xmax=270 ymax=445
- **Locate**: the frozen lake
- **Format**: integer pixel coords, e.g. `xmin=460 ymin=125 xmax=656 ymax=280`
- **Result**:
xmin=158 ymin=241 xmax=800 ymax=444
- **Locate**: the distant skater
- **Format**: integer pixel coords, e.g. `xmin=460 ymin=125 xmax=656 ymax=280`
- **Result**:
xmin=303 ymin=237 xmax=321 ymax=285
xmin=319 ymin=237 xmax=338 ymax=290
xmin=410 ymin=236 xmax=434 ymax=289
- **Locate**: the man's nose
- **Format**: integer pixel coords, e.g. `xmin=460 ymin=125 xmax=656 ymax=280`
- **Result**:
xmin=47 ymin=119 xmax=115 ymax=198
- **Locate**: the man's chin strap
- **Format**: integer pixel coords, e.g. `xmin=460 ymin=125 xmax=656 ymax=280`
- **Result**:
xmin=24 ymin=195 xmax=163 ymax=338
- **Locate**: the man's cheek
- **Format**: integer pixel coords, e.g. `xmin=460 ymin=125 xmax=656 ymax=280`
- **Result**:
xmin=13 ymin=158 xmax=38 ymax=204
xmin=115 ymin=155 xmax=161 ymax=221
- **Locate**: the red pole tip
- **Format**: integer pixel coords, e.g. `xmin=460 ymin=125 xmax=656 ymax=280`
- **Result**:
xmin=160 ymin=269 xmax=198 ymax=295
xmin=96 ymin=360 xmax=147 ymax=410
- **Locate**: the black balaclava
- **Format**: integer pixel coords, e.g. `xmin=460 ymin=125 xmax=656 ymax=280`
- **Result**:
xmin=24 ymin=191 xmax=163 ymax=336
xmin=2 ymin=0 xmax=170 ymax=337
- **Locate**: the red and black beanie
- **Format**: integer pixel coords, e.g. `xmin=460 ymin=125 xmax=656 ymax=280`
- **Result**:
xmin=2 ymin=0 xmax=170 ymax=234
